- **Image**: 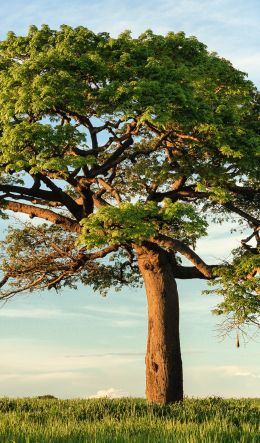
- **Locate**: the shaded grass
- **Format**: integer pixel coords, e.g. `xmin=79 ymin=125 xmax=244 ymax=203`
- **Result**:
xmin=0 ymin=397 xmax=259 ymax=442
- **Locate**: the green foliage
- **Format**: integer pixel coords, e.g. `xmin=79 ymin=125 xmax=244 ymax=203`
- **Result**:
xmin=205 ymin=247 xmax=260 ymax=327
xmin=78 ymin=200 xmax=207 ymax=248
xmin=0 ymin=25 xmax=259 ymax=179
xmin=0 ymin=121 xmax=86 ymax=173
xmin=0 ymin=25 xmax=259 ymax=332
xmin=0 ymin=24 xmax=259 ymax=218
xmin=0 ymin=397 xmax=259 ymax=442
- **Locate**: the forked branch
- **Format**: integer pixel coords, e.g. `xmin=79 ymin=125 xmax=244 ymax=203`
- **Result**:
xmin=151 ymin=234 xmax=214 ymax=278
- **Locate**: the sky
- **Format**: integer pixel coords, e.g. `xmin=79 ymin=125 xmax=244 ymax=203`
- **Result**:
xmin=0 ymin=0 xmax=259 ymax=399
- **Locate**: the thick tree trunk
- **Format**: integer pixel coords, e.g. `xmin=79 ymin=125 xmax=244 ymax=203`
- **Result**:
xmin=135 ymin=243 xmax=183 ymax=404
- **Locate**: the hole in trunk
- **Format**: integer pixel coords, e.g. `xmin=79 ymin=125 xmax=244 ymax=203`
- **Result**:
xmin=144 ymin=262 xmax=154 ymax=270
xmin=152 ymin=361 xmax=159 ymax=372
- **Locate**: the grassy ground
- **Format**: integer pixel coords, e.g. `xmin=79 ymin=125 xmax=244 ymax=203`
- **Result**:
xmin=0 ymin=397 xmax=259 ymax=442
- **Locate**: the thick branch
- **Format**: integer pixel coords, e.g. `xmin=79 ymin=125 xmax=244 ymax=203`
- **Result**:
xmin=86 ymin=244 xmax=118 ymax=260
xmin=97 ymin=178 xmax=121 ymax=204
xmin=171 ymin=176 xmax=187 ymax=191
xmin=151 ymin=234 xmax=213 ymax=278
xmin=38 ymin=174 xmax=83 ymax=220
xmin=91 ymin=136 xmax=134 ymax=177
xmin=241 ymin=226 xmax=260 ymax=245
xmin=0 ymin=179 xmax=83 ymax=220
xmin=172 ymin=265 xmax=218 ymax=279
xmin=226 ymin=184 xmax=260 ymax=198
xmin=0 ymin=274 xmax=9 ymax=288
xmin=0 ymin=183 xmax=57 ymax=201
xmin=1 ymin=192 xmax=65 ymax=208
xmin=147 ymin=189 xmax=208 ymax=202
xmin=56 ymin=108 xmax=99 ymax=150
xmin=2 ymin=200 xmax=81 ymax=232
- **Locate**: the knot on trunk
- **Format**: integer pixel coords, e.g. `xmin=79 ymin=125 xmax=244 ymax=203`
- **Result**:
xmin=144 ymin=262 xmax=155 ymax=271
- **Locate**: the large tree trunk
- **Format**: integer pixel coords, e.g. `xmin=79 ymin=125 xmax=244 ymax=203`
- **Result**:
xmin=135 ymin=243 xmax=183 ymax=404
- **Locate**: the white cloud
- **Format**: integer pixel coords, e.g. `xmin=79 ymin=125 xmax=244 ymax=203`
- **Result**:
xmin=88 ymin=387 xmax=129 ymax=398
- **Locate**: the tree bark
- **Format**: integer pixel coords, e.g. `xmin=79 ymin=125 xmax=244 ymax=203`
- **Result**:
xmin=135 ymin=242 xmax=183 ymax=404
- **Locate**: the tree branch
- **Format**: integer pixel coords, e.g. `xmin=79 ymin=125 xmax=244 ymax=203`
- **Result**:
xmin=91 ymin=136 xmax=134 ymax=177
xmin=172 ymin=265 xmax=218 ymax=279
xmin=0 ymin=273 xmax=47 ymax=300
xmin=226 ymin=184 xmax=260 ymax=198
xmin=147 ymin=188 xmax=208 ymax=202
xmin=97 ymin=178 xmax=121 ymax=204
xmin=2 ymin=200 xmax=81 ymax=232
xmin=0 ymin=183 xmax=56 ymax=201
xmin=151 ymin=234 xmax=214 ymax=278
xmin=38 ymin=174 xmax=83 ymax=220
xmin=0 ymin=274 xmax=9 ymax=288
xmin=223 ymin=202 xmax=260 ymax=227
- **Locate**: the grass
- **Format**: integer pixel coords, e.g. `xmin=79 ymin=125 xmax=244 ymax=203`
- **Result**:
xmin=0 ymin=397 xmax=259 ymax=442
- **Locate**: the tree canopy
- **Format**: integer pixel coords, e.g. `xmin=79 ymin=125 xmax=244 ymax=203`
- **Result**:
xmin=0 ymin=25 xmax=259 ymax=332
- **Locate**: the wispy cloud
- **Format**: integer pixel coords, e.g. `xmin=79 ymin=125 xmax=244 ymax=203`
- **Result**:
xmin=0 ymin=307 xmax=77 ymax=319
xmin=0 ymin=305 xmax=145 ymax=328
xmin=83 ymin=305 xmax=145 ymax=319
xmin=65 ymin=352 xmax=144 ymax=358
xmin=0 ymin=371 xmax=79 ymax=382
xmin=0 ymin=347 xmax=143 ymax=375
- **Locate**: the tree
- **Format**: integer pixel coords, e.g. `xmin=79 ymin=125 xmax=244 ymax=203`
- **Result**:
xmin=0 ymin=25 xmax=259 ymax=404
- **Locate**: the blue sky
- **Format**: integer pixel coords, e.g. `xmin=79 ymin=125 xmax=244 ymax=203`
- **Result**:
xmin=0 ymin=0 xmax=259 ymax=399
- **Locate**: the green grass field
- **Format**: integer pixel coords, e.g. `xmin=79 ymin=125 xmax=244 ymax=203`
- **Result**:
xmin=0 ymin=397 xmax=259 ymax=442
